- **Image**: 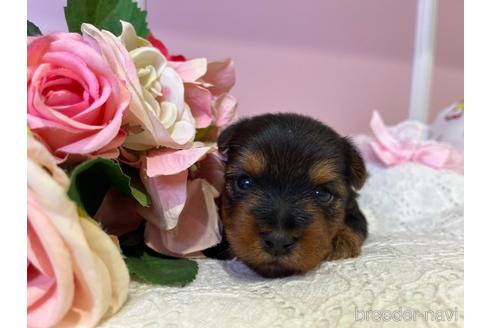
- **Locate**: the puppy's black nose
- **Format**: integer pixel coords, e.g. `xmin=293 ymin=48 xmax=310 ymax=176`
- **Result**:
xmin=260 ymin=233 xmax=297 ymax=256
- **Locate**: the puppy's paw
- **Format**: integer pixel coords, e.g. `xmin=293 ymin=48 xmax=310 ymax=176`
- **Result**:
xmin=327 ymin=227 xmax=364 ymax=261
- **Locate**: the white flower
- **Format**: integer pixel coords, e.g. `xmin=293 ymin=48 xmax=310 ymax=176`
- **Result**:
xmin=81 ymin=22 xmax=196 ymax=151
xmin=119 ymin=22 xmax=196 ymax=150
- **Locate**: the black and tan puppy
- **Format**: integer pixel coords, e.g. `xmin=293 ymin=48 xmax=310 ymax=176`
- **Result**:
xmin=213 ymin=113 xmax=368 ymax=278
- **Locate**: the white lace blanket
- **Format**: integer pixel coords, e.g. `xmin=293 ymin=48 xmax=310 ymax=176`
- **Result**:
xmin=101 ymin=163 xmax=464 ymax=328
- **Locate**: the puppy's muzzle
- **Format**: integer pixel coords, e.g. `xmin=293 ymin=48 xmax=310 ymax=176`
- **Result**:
xmin=260 ymin=232 xmax=297 ymax=256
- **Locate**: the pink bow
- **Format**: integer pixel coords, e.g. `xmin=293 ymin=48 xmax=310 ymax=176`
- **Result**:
xmin=356 ymin=111 xmax=464 ymax=174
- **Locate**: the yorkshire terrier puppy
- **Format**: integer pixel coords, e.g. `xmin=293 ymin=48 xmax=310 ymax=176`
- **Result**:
xmin=211 ymin=113 xmax=368 ymax=278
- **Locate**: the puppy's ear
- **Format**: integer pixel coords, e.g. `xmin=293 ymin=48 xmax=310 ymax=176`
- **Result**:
xmin=343 ymin=138 xmax=367 ymax=190
xmin=217 ymin=123 xmax=237 ymax=155
xmin=218 ymin=119 xmax=248 ymax=158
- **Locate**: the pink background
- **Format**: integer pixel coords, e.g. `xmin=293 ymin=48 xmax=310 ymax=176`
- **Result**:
xmin=28 ymin=0 xmax=463 ymax=135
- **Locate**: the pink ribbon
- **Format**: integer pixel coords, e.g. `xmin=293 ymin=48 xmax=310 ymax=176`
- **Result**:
xmin=357 ymin=111 xmax=463 ymax=174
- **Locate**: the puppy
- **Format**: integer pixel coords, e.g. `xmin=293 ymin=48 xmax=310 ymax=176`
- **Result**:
xmin=213 ymin=113 xmax=368 ymax=278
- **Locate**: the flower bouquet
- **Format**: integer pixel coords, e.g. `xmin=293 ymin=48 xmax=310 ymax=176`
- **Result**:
xmin=27 ymin=0 xmax=238 ymax=326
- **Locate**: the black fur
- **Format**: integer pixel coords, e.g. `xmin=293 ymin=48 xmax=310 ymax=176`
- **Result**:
xmin=207 ymin=113 xmax=368 ymax=269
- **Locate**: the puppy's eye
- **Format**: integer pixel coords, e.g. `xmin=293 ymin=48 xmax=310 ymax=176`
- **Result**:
xmin=314 ymin=187 xmax=333 ymax=203
xmin=236 ymin=175 xmax=254 ymax=191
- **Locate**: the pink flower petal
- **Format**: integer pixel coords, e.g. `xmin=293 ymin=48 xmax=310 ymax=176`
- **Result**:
xmin=41 ymin=76 xmax=84 ymax=108
xmin=27 ymin=135 xmax=71 ymax=188
xmin=139 ymin=168 xmax=188 ymax=230
xmin=145 ymin=178 xmax=222 ymax=256
xmin=82 ymin=23 xmax=140 ymax=90
xmin=91 ymin=129 xmax=127 ymax=159
xmin=27 ymin=263 xmax=55 ymax=308
xmin=369 ymin=141 xmax=402 ymax=166
xmin=369 ymin=111 xmax=403 ymax=153
xmin=29 ymin=64 xmax=102 ymax=130
xmin=50 ymin=38 xmax=113 ymax=79
xmin=32 ymin=87 xmax=105 ymax=131
xmin=27 ymin=113 xmax=82 ymax=133
xmin=27 ymin=133 xmax=129 ymax=327
xmin=118 ymin=147 xmax=143 ymax=168
xmin=70 ymin=79 xmax=112 ymax=126
xmin=27 ymin=35 xmax=60 ymax=72
xmin=202 ymin=58 xmax=236 ymax=95
xmin=28 ymin=32 xmax=130 ymax=162
xmin=185 ymin=83 xmax=213 ymax=128
xmin=28 ymin=116 xmax=95 ymax=157
xmin=146 ymin=146 xmax=211 ymax=177
xmin=213 ymin=94 xmax=238 ymax=128
xmin=43 ymin=51 xmax=100 ymax=100
xmin=168 ymin=58 xmax=207 ymax=83
xmin=56 ymin=86 xmax=129 ymax=155
xmin=27 ymin=192 xmax=74 ymax=328
xmin=38 ymin=68 xmax=91 ymax=116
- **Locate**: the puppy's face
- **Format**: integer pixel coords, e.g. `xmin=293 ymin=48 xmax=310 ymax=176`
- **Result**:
xmin=218 ymin=113 xmax=366 ymax=278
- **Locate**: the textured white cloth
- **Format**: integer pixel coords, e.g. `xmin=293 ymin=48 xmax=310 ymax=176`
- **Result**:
xmin=100 ymin=163 xmax=464 ymax=328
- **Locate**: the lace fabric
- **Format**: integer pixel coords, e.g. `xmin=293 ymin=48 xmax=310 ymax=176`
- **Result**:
xmin=100 ymin=163 xmax=464 ymax=328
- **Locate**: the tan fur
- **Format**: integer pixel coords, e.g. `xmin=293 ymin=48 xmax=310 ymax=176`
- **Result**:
xmin=222 ymin=195 xmax=271 ymax=267
xmin=327 ymin=226 xmax=364 ymax=261
xmin=238 ymin=150 xmax=267 ymax=177
xmin=309 ymin=159 xmax=339 ymax=185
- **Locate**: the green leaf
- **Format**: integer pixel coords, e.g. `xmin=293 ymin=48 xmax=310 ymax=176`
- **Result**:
xmin=125 ymin=252 xmax=199 ymax=286
xmin=67 ymin=158 xmax=150 ymax=217
xmin=195 ymin=126 xmax=213 ymax=141
xmin=64 ymin=0 xmax=149 ymax=38
xmin=27 ymin=20 xmax=42 ymax=36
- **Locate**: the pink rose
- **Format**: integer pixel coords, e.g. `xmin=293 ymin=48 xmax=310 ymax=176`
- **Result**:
xmin=27 ymin=133 xmax=129 ymax=327
xmin=27 ymin=32 xmax=129 ymax=162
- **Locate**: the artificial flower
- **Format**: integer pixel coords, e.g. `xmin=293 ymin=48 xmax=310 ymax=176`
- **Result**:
xmin=145 ymin=177 xmax=222 ymax=257
xmin=82 ymin=22 xmax=199 ymax=151
xmin=139 ymin=146 xmax=224 ymax=257
xmin=78 ymin=22 xmax=237 ymax=258
xmin=27 ymin=133 xmax=129 ymax=327
xmin=27 ymin=33 xmax=129 ymax=162
xmin=171 ymin=58 xmax=238 ymax=130
xmin=146 ymin=33 xmax=237 ymax=129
